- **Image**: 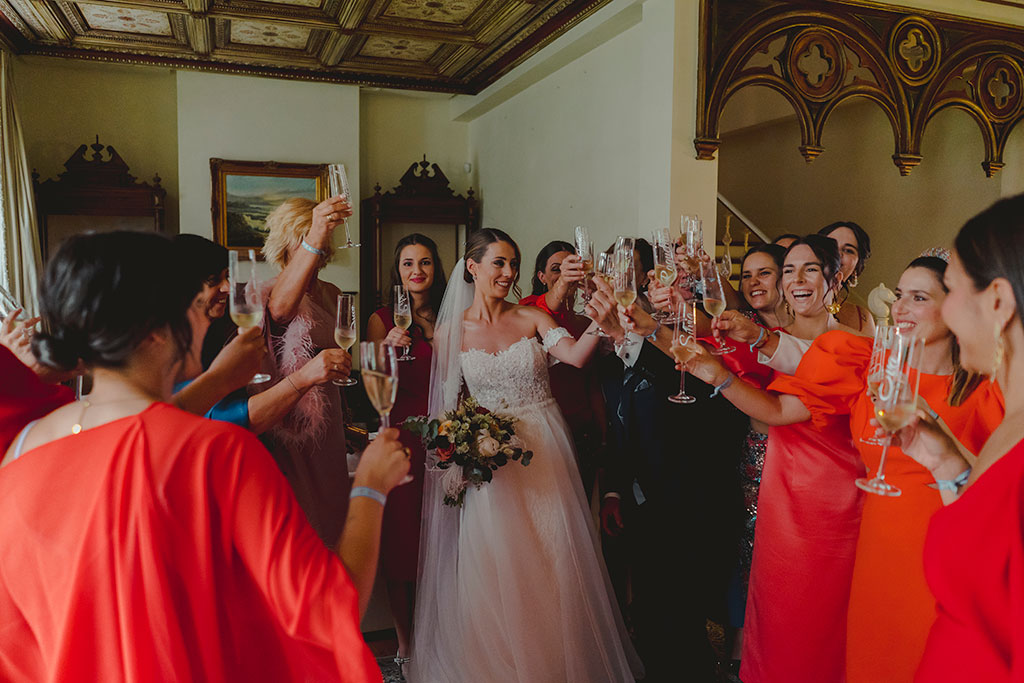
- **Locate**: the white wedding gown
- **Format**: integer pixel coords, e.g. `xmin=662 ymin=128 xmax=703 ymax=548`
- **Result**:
xmin=409 ymin=331 xmax=643 ymax=682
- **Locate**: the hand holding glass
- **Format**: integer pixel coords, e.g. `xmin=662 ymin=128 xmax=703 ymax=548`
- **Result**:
xmin=228 ymin=250 xmax=271 ymax=384
xmin=856 ymin=331 xmax=925 ymax=497
xmin=327 ymin=164 xmax=359 ymax=249
xmin=393 ymin=285 xmax=415 ymax=361
xmin=333 ymin=293 xmax=359 ymax=386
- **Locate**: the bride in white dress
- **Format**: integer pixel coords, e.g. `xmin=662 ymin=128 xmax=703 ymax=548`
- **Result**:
xmin=409 ymin=229 xmax=644 ymax=682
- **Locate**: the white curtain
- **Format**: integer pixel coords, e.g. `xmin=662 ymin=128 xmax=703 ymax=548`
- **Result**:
xmin=0 ymin=48 xmax=41 ymax=316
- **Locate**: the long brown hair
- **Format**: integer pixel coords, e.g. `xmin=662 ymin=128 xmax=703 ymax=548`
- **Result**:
xmin=906 ymin=255 xmax=982 ymax=406
xmin=388 ymin=233 xmax=447 ymax=317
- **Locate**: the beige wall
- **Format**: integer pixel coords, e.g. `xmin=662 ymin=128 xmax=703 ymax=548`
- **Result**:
xmin=717 ymin=88 xmax=1024 ymax=294
xmin=463 ymin=0 xmax=714 ymax=282
xmin=360 ymin=91 xmax=472 ymax=199
xmin=176 ymin=71 xmax=361 ymax=292
xmin=14 ymin=55 xmax=179 ymax=233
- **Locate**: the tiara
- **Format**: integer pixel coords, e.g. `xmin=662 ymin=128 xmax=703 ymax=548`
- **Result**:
xmin=920 ymin=247 xmax=951 ymax=263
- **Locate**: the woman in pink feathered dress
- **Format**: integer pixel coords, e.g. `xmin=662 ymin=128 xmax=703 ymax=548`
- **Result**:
xmin=260 ymin=195 xmax=356 ymax=547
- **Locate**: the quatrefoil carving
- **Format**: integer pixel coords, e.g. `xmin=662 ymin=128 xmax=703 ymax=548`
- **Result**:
xmin=988 ymin=68 xmax=1016 ymax=108
xmin=797 ymin=43 xmax=834 ymax=87
xmin=898 ymin=28 xmax=931 ymax=72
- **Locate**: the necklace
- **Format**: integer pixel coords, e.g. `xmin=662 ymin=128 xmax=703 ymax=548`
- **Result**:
xmin=71 ymin=397 xmax=153 ymax=435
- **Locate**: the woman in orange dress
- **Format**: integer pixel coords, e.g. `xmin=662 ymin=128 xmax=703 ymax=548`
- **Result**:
xmin=880 ymin=196 xmax=1024 ymax=682
xmin=0 ymin=231 xmax=410 ymax=683
xmin=768 ymin=254 xmax=1003 ymax=683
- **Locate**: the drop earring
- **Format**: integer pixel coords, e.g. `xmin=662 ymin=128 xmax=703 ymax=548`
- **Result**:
xmin=992 ymin=322 xmax=1006 ymax=377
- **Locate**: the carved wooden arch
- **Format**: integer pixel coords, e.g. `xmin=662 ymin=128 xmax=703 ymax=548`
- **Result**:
xmin=696 ymin=0 xmax=1024 ymax=177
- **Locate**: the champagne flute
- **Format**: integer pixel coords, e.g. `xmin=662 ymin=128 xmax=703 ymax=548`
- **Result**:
xmin=327 ymin=163 xmax=360 ymax=249
xmin=652 ymin=228 xmax=677 ymax=322
xmin=587 ymin=252 xmax=612 ymax=337
xmin=333 ymin=293 xmax=359 ymax=387
xmin=361 ymin=341 xmax=414 ymax=485
xmin=701 ymin=259 xmax=735 ymax=355
xmin=575 ymin=226 xmax=595 ymax=311
xmin=861 ymin=324 xmax=896 ymax=445
xmin=228 ymin=250 xmax=271 ymax=384
xmin=856 ymin=330 xmax=924 ymax=497
xmin=613 ymin=246 xmax=637 ymax=308
xmin=393 ymin=285 xmax=415 ymax=362
xmin=668 ymin=296 xmax=697 ymax=404
xmin=0 ymin=284 xmax=20 ymax=320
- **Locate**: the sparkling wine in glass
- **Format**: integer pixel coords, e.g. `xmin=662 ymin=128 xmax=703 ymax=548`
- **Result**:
xmin=393 ymin=285 xmax=415 ymax=362
xmin=861 ymin=324 xmax=895 ymax=445
xmin=361 ymin=341 xmax=413 ymax=485
xmin=856 ymin=330 xmax=924 ymax=497
xmin=668 ymin=297 xmax=697 ymax=404
xmin=701 ymin=259 xmax=735 ymax=355
xmin=587 ymin=252 xmax=613 ymax=337
xmin=333 ymin=293 xmax=359 ymax=387
xmin=228 ymin=250 xmax=271 ymax=384
xmin=327 ymin=163 xmax=360 ymax=249
xmin=652 ymin=228 xmax=677 ymax=322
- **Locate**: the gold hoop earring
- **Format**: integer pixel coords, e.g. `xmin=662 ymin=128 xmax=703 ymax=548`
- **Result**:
xmin=992 ymin=322 xmax=1005 ymax=376
xmin=849 ymin=274 xmax=859 ymax=289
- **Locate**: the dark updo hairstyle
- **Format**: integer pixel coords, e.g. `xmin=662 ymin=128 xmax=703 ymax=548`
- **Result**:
xmin=33 ymin=231 xmax=201 ymax=372
xmin=954 ymin=194 xmax=1024 ymax=326
xmin=464 ymin=228 xmax=522 ymax=299
xmin=784 ymin=234 xmax=843 ymax=293
xmin=389 ymin=233 xmax=448 ymax=316
xmin=530 ymin=240 xmax=576 ymax=296
xmin=742 ymin=243 xmax=786 ymax=271
xmin=173 ymin=234 xmax=228 ymax=286
xmin=772 ymin=233 xmax=801 ymax=246
xmin=905 ymin=255 xmax=983 ymax=406
xmin=818 ymin=221 xmax=872 ymax=280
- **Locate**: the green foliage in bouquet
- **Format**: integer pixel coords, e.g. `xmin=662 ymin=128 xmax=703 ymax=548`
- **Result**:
xmin=403 ymin=397 xmax=533 ymax=507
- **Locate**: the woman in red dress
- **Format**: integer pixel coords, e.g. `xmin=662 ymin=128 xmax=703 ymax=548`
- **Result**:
xmin=882 ymin=196 xmax=1024 ymax=682
xmin=0 ymin=231 xmax=410 ymax=683
xmin=366 ymin=233 xmax=446 ymax=671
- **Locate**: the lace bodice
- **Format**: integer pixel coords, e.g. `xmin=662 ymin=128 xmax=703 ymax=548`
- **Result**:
xmin=460 ymin=329 xmax=569 ymax=409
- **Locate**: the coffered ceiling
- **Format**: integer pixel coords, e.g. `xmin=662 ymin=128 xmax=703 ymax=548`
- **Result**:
xmin=0 ymin=0 xmax=611 ymax=93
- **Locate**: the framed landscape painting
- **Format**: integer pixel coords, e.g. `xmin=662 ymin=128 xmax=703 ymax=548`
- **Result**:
xmin=210 ymin=159 xmax=329 ymax=253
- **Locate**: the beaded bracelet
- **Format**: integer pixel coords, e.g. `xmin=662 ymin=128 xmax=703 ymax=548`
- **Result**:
xmin=300 ymin=239 xmax=327 ymax=257
xmin=350 ymin=486 xmax=387 ymax=506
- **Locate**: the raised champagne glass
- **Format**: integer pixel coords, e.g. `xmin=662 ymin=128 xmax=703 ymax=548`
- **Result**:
xmin=855 ymin=330 xmax=924 ymax=497
xmin=861 ymin=324 xmax=896 ymax=445
xmin=701 ymin=259 xmax=735 ymax=355
xmin=228 ymin=249 xmax=271 ymax=384
xmin=333 ymin=293 xmax=359 ymax=387
xmin=668 ymin=296 xmax=697 ymax=404
xmin=361 ymin=341 xmax=413 ymax=485
xmin=393 ymin=285 xmax=415 ymax=362
xmin=328 ymin=164 xmax=360 ymax=249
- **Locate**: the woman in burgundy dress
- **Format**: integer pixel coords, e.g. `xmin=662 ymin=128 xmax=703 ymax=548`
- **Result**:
xmin=366 ymin=233 xmax=446 ymax=671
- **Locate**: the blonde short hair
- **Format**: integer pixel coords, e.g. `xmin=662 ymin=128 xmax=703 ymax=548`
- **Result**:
xmin=261 ymin=197 xmax=335 ymax=269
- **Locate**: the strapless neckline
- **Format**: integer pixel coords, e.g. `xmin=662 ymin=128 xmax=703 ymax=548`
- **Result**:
xmin=461 ymin=336 xmax=535 ymax=358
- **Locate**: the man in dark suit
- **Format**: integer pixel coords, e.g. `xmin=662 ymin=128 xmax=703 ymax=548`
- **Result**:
xmin=599 ymin=332 xmax=746 ymax=682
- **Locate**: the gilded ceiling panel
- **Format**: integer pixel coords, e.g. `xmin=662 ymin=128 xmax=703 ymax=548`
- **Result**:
xmin=229 ymin=19 xmax=311 ymax=48
xmin=381 ymin=0 xmax=483 ymax=25
xmin=76 ymin=3 xmax=172 ymax=35
xmin=359 ymin=35 xmax=440 ymax=60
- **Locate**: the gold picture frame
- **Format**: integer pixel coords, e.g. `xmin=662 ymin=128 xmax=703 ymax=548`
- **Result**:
xmin=210 ymin=158 xmax=329 ymax=254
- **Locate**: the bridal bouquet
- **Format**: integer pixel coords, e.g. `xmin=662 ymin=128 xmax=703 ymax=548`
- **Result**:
xmin=403 ymin=397 xmax=533 ymax=507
